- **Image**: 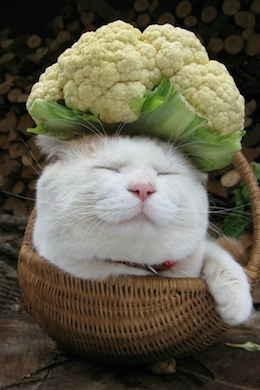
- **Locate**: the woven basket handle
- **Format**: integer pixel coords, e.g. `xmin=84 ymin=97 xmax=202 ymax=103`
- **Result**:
xmin=232 ymin=151 xmax=260 ymax=290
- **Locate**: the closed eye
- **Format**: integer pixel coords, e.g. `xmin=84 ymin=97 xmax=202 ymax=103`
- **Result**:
xmin=94 ymin=166 xmax=120 ymax=173
xmin=157 ymin=172 xmax=178 ymax=176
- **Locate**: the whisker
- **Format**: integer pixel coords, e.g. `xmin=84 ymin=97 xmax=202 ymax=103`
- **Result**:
xmin=19 ymin=137 xmax=43 ymax=171
xmin=209 ymin=207 xmax=252 ymax=217
xmin=97 ymin=119 xmax=108 ymax=137
xmin=78 ymin=120 xmax=105 ymax=138
xmin=47 ymin=118 xmax=106 ymax=139
xmin=0 ymin=190 xmax=35 ymax=202
xmin=115 ymin=122 xmax=127 ymax=136
xmin=207 ymin=222 xmax=225 ymax=237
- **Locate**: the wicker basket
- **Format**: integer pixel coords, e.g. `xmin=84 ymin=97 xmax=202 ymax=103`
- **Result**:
xmin=18 ymin=151 xmax=260 ymax=370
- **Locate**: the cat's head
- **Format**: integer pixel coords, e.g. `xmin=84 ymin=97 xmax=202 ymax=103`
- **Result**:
xmin=35 ymin=134 xmax=209 ymax=266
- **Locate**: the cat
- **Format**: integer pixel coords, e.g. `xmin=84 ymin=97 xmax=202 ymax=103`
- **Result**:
xmin=33 ymin=134 xmax=253 ymax=326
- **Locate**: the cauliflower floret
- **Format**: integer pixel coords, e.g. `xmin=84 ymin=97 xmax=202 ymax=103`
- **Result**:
xmin=28 ymin=63 xmax=63 ymax=104
xmin=27 ymin=20 xmax=244 ymax=135
xmin=173 ymin=61 xmax=245 ymax=135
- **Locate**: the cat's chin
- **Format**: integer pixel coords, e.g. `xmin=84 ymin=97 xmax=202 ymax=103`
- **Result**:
xmin=120 ymin=211 xmax=157 ymax=227
xmin=103 ymin=203 xmax=159 ymax=226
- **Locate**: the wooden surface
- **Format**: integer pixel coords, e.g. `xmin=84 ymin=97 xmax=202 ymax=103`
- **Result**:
xmin=1 ymin=253 xmax=260 ymax=390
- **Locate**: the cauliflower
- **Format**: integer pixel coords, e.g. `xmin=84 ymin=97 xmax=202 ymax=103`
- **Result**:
xmin=27 ymin=20 xmax=245 ymax=171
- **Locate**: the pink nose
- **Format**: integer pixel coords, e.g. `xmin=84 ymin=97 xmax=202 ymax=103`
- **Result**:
xmin=128 ymin=183 xmax=155 ymax=201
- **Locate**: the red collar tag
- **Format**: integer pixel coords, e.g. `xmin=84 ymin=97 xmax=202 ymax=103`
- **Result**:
xmin=112 ymin=259 xmax=178 ymax=275
xmin=153 ymin=260 xmax=178 ymax=272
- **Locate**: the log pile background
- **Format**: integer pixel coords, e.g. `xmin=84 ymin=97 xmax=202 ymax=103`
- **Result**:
xmin=0 ymin=0 xmax=259 ymax=230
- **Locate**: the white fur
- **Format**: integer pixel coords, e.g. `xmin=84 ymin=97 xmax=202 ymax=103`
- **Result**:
xmin=202 ymin=241 xmax=252 ymax=326
xmin=34 ymin=135 xmax=253 ymax=326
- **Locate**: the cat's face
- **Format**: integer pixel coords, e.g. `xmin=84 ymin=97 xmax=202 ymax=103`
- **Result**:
xmin=34 ymin=135 xmax=209 ymax=269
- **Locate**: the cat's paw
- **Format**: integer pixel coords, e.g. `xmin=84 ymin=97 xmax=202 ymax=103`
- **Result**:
xmin=202 ymin=253 xmax=252 ymax=326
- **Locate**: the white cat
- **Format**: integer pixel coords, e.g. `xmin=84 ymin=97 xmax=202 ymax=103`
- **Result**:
xmin=33 ymin=134 xmax=252 ymax=326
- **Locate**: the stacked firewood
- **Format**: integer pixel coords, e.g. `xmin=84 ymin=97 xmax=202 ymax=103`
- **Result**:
xmin=0 ymin=10 xmax=80 ymax=217
xmin=0 ymin=0 xmax=259 ymax=218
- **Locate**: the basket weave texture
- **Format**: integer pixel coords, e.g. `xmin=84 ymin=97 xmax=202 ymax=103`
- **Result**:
xmin=18 ymin=152 xmax=260 ymax=365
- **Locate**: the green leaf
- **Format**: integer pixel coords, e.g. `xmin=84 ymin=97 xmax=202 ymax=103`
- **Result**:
xmin=221 ymin=210 xmax=251 ymax=238
xmin=28 ymin=99 xmax=101 ymax=138
xmin=221 ymin=176 xmax=253 ymax=238
xmin=251 ymin=162 xmax=260 ymax=181
xmin=128 ymin=78 xmax=243 ymax=171
xmin=48 ymin=101 xmax=82 ymax=121
xmin=226 ymin=341 xmax=260 ymax=352
xmin=27 ymin=124 xmax=71 ymax=139
xmin=129 ymin=77 xmax=172 ymax=115
xmin=128 ymin=97 xmax=145 ymax=116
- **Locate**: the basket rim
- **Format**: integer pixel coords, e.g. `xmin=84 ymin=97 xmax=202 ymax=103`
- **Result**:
xmin=21 ymin=207 xmax=210 ymax=291
xmin=232 ymin=151 xmax=260 ymax=289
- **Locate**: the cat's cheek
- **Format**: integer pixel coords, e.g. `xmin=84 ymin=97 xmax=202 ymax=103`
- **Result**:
xmin=143 ymin=201 xmax=178 ymax=225
xmin=95 ymin=195 xmax=142 ymax=223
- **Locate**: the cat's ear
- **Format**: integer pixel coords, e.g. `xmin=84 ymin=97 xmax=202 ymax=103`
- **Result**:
xmin=186 ymin=157 xmax=208 ymax=184
xmin=194 ymin=169 xmax=208 ymax=184
xmin=35 ymin=135 xmax=71 ymax=160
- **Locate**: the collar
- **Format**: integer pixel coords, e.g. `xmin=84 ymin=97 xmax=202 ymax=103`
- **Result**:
xmin=111 ymin=260 xmax=178 ymax=276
